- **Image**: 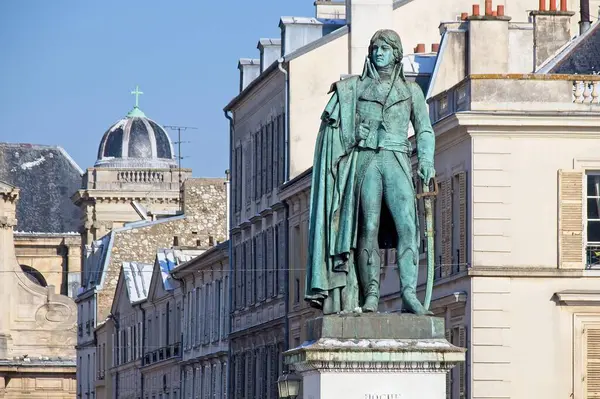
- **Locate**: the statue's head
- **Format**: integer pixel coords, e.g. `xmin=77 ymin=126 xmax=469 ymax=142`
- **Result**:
xmin=369 ymin=29 xmax=403 ymax=69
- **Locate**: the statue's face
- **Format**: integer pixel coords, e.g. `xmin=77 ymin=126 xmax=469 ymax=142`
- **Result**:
xmin=370 ymin=39 xmax=394 ymax=69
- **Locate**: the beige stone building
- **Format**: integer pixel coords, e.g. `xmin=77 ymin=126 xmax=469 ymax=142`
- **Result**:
xmin=0 ymin=182 xmax=78 ymax=398
xmin=0 ymin=143 xmax=83 ymax=299
xmin=94 ymin=316 xmax=114 ymax=399
xmin=72 ymin=103 xmax=192 ymax=249
xmin=172 ymin=242 xmax=229 ymax=398
xmin=278 ymin=1 xmax=600 ymax=398
xmin=76 ymin=177 xmax=226 ymax=398
xmin=418 ymin=3 xmax=600 ymax=397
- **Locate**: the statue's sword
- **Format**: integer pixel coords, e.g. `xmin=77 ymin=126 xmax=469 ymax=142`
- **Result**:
xmin=416 ymin=177 xmax=438 ymax=311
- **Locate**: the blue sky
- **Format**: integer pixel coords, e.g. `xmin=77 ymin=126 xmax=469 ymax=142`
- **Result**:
xmin=0 ymin=1 xmax=314 ymax=177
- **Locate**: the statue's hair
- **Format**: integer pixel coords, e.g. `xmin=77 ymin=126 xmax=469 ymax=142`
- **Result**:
xmin=369 ymin=29 xmax=403 ymax=64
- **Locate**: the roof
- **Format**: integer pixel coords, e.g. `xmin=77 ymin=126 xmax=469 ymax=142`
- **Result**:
xmin=122 ymin=261 xmax=153 ymax=303
xmin=156 ymin=248 xmax=204 ymax=290
xmin=79 ymin=215 xmax=187 ymax=292
xmin=0 ymin=143 xmax=83 ymax=233
xmin=540 ymin=21 xmax=600 ymax=74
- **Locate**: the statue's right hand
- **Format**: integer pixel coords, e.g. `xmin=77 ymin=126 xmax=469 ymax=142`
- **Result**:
xmin=357 ymin=123 xmax=370 ymax=140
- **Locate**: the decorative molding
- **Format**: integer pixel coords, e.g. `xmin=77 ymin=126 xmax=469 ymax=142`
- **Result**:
xmin=555 ymin=290 xmax=600 ymax=306
xmin=285 ymin=338 xmax=465 ymax=374
xmin=293 ymin=360 xmax=459 ymax=373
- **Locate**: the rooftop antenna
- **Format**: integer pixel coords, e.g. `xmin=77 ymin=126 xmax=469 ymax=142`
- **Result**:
xmin=163 ymin=125 xmax=198 ymax=212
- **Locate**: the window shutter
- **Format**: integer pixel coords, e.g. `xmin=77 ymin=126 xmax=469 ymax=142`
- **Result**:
xmin=458 ymin=172 xmax=467 ymax=271
xmin=273 ymin=119 xmax=279 ymax=190
xmin=558 ymin=170 xmax=584 ymax=268
xmin=279 ymin=113 xmax=286 ymax=184
xmin=267 ymin=227 xmax=274 ymax=298
xmin=458 ymin=325 xmax=467 ymax=398
xmin=445 ymin=329 xmax=452 ymax=399
xmin=267 ymin=122 xmax=273 ymax=193
xmin=278 ymin=221 xmax=286 ymax=294
xmin=441 ymin=179 xmax=453 ymax=277
xmin=245 ymin=144 xmax=252 ymax=206
xmin=245 ymin=240 xmax=252 ymax=306
xmin=585 ymin=327 xmax=600 ymax=397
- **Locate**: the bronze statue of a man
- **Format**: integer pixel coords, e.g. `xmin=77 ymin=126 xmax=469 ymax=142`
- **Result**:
xmin=305 ymin=29 xmax=436 ymax=315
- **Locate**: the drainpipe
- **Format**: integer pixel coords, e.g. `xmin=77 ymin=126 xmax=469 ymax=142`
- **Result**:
xmin=169 ymin=271 xmax=185 ymax=398
xmin=112 ymin=313 xmax=120 ymax=399
xmin=278 ymin=59 xmax=290 ymax=181
xmin=224 ymin=109 xmax=234 ymax=399
xmin=225 ymin=169 xmax=231 ymax=240
xmin=580 ymin=0 xmax=591 ymax=34
xmin=138 ymin=304 xmax=146 ymax=398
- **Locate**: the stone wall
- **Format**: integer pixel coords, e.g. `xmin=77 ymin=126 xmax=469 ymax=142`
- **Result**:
xmin=96 ymin=178 xmax=227 ymax=320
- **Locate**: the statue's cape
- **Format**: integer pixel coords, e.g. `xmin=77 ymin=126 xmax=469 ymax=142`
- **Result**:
xmin=305 ymin=74 xmax=406 ymax=311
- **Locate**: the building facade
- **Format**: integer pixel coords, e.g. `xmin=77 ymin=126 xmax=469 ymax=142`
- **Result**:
xmin=72 ymin=103 xmax=192 ymax=250
xmin=229 ymin=1 xmax=600 ymax=398
xmin=0 ymin=182 xmax=78 ymax=398
xmin=414 ymin=3 xmax=600 ymax=397
xmin=0 ymin=142 xmax=83 ymax=299
xmin=173 ymin=242 xmax=229 ymax=399
xmin=76 ymin=178 xmax=226 ymax=399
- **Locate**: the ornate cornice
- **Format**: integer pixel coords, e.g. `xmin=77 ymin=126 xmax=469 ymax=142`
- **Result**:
xmin=285 ymin=338 xmax=465 ymax=374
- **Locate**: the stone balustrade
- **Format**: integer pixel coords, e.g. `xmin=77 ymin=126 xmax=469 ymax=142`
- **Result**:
xmin=573 ymin=80 xmax=600 ymax=104
xmin=82 ymin=167 xmax=192 ymax=191
xmin=117 ymin=170 xmax=165 ymax=183
xmin=427 ymin=74 xmax=600 ymax=125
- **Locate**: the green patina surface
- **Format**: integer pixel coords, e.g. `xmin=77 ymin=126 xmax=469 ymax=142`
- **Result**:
xmin=306 ymin=314 xmax=445 ymax=341
xmin=305 ymin=29 xmax=436 ymax=316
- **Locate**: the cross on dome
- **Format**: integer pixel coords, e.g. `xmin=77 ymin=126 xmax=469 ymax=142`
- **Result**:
xmin=126 ymin=85 xmax=146 ymax=118
xmin=131 ymin=85 xmax=143 ymax=108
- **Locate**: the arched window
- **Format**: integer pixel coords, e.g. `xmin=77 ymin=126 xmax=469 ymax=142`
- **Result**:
xmin=20 ymin=265 xmax=48 ymax=287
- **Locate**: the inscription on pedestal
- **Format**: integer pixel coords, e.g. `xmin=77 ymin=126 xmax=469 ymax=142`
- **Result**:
xmin=365 ymin=394 xmax=402 ymax=399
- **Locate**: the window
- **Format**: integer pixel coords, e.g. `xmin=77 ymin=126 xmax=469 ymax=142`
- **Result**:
xmin=573 ymin=313 xmax=600 ymax=398
xmin=165 ymin=302 xmax=170 ymax=345
xmin=294 ymin=278 xmax=300 ymax=304
xmin=587 ymin=173 xmax=600 ymax=267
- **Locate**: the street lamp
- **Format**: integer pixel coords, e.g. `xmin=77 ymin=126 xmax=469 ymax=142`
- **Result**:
xmin=277 ymin=370 xmax=302 ymax=399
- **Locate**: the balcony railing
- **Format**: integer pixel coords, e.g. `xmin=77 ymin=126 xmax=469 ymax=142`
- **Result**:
xmin=142 ymin=342 xmax=181 ymax=366
xmin=573 ymin=80 xmax=600 ymax=104
xmin=586 ymin=245 xmax=600 ymax=269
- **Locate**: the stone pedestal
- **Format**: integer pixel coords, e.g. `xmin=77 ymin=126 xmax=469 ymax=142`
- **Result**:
xmin=284 ymin=313 xmax=465 ymax=399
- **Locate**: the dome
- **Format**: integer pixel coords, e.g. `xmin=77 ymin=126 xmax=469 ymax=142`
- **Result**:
xmin=95 ymin=103 xmax=177 ymax=169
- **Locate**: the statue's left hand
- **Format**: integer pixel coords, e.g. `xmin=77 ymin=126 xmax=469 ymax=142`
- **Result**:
xmin=418 ymin=162 xmax=436 ymax=185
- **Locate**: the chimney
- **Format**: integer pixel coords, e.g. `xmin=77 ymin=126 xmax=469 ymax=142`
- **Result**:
xmin=238 ymin=58 xmax=260 ymax=92
xmin=414 ymin=43 xmax=426 ymax=53
xmin=467 ymin=1 xmax=511 ymax=74
xmin=530 ymin=1 xmax=575 ymax=69
xmin=346 ymin=0 xmax=394 ymax=74
xmin=580 ymin=0 xmax=591 ymax=34
xmin=257 ymin=39 xmax=282 ymax=72
xmin=432 ymin=43 xmax=440 ymax=52
xmin=315 ymin=0 xmax=347 ymax=19
xmin=279 ymin=17 xmax=325 ymax=56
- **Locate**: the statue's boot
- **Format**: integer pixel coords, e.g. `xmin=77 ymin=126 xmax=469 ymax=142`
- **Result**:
xmin=398 ymin=248 xmax=433 ymax=316
xmin=358 ymin=248 xmax=380 ymax=313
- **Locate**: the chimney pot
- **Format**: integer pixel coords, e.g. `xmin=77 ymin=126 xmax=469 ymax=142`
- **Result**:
xmin=549 ymin=0 xmax=557 ymax=11
xmin=492 ymin=10 xmax=497 ymax=16
xmin=461 ymin=12 xmax=469 ymax=20
xmin=497 ymin=5 xmax=505 ymax=16
xmin=432 ymin=43 xmax=440 ymax=52
xmin=473 ymin=4 xmax=480 ymax=16
xmin=485 ymin=0 xmax=493 ymax=15
xmin=560 ymin=0 xmax=567 ymax=10
xmin=415 ymin=43 xmax=426 ymax=53
xmin=539 ymin=0 xmax=546 ymax=10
